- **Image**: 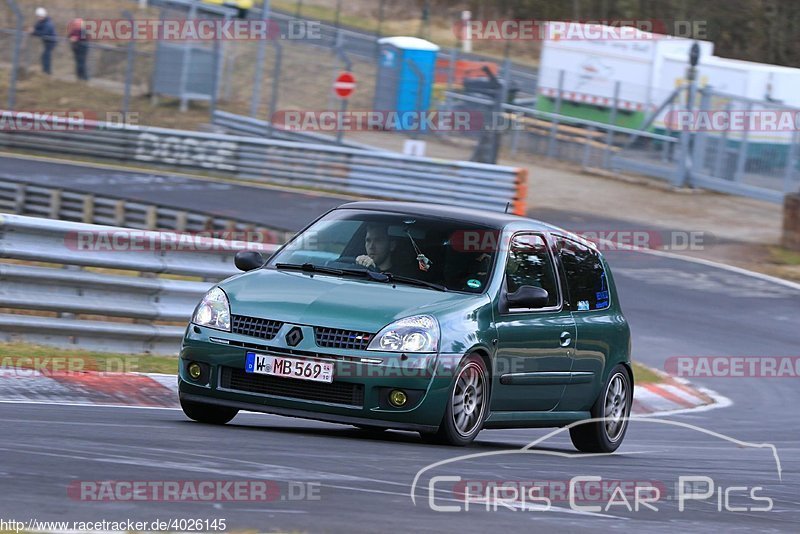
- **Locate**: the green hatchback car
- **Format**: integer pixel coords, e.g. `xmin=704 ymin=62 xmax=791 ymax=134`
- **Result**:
xmin=179 ymin=202 xmax=633 ymax=451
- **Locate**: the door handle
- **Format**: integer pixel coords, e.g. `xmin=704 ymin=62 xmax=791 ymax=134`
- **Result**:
xmin=559 ymin=331 xmax=572 ymax=347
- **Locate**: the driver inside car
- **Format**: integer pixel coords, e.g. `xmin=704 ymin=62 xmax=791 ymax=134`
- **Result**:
xmin=356 ymin=223 xmax=396 ymax=272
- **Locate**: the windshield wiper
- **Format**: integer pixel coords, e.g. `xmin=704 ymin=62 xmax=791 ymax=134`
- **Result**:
xmin=275 ymin=263 xmax=447 ymax=291
xmin=382 ymin=272 xmax=448 ymax=292
xmin=275 ymin=263 xmax=367 ymax=278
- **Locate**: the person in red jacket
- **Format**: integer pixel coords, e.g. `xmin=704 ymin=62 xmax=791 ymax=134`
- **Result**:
xmin=67 ymin=18 xmax=89 ymax=81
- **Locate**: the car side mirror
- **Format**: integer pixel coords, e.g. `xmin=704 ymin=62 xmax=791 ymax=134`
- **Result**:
xmin=507 ymin=285 xmax=549 ymax=309
xmin=234 ymin=250 xmax=264 ymax=272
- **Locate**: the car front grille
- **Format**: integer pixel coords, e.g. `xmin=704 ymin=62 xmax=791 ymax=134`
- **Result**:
xmin=219 ymin=366 xmax=365 ymax=408
xmin=314 ymin=327 xmax=374 ymax=351
xmin=231 ymin=315 xmax=282 ymax=341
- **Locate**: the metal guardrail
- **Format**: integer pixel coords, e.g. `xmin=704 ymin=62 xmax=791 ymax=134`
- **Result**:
xmin=0 ymin=179 xmax=292 ymax=242
xmin=0 ymin=111 xmax=529 ymax=214
xmin=0 ymin=213 xmax=278 ymax=354
xmin=212 ymin=110 xmax=388 ymax=152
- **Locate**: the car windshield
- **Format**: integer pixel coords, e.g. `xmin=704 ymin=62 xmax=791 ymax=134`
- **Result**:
xmin=267 ymin=209 xmax=498 ymax=293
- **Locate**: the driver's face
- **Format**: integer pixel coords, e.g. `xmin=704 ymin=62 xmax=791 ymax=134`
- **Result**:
xmin=365 ymin=228 xmax=391 ymax=266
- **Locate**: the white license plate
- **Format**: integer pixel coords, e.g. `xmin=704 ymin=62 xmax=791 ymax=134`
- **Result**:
xmin=245 ymin=352 xmax=333 ymax=383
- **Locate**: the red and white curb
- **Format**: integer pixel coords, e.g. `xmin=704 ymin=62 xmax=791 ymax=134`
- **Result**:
xmin=0 ymin=368 xmax=724 ymax=416
xmin=0 ymin=369 xmax=177 ymax=408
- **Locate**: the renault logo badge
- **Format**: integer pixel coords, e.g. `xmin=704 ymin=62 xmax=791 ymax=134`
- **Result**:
xmin=285 ymin=327 xmax=303 ymax=347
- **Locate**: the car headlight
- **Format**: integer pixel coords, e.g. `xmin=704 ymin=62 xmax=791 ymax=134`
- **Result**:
xmin=367 ymin=315 xmax=439 ymax=353
xmin=192 ymin=287 xmax=231 ymax=331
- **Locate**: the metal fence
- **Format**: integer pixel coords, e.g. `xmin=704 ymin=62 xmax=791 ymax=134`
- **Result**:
xmin=0 ymin=213 xmax=277 ymax=354
xmin=0 ymin=110 xmax=528 ymax=214
xmin=1 ymin=1 xmax=152 ymax=115
xmin=439 ymin=80 xmax=800 ymax=203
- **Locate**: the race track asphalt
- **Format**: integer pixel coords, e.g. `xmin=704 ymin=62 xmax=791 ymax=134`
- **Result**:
xmin=0 ymin=155 xmax=346 ymax=232
xmin=1 ymin=156 xmax=798 ymax=532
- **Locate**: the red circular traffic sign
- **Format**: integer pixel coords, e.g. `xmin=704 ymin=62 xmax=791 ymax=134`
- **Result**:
xmin=333 ymin=71 xmax=356 ymax=99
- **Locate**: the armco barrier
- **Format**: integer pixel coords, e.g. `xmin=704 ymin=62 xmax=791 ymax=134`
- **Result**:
xmin=212 ymin=110 xmax=388 ymax=152
xmin=0 ymin=111 xmax=528 ymax=215
xmin=0 ymin=178 xmax=293 ymax=242
xmin=0 ymin=214 xmax=278 ymax=354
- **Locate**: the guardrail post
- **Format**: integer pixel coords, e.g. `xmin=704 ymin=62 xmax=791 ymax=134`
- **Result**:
xmin=114 ymin=200 xmax=126 ymax=226
xmin=145 ymin=206 xmax=158 ymax=230
xmin=14 ymin=183 xmax=26 ymax=214
xmin=176 ymin=211 xmax=188 ymax=232
xmin=82 ymin=195 xmax=95 ymax=223
xmin=49 ymin=189 xmax=62 ymax=219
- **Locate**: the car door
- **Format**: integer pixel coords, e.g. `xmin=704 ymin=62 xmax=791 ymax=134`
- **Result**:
xmin=553 ymin=235 xmax=616 ymax=411
xmin=491 ymin=232 xmax=577 ymax=412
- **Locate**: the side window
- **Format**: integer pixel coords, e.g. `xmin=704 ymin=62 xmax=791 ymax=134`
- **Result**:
xmin=505 ymin=233 xmax=559 ymax=308
xmin=556 ymin=237 xmax=610 ymax=311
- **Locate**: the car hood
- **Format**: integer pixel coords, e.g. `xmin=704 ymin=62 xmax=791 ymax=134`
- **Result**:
xmin=219 ymin=268 xmax=485 ymax=333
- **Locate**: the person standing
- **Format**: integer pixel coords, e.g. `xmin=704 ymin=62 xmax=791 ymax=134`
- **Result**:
xmin=68 ymin=17 xmax=89 ymax=81
xmin=31 ymin=7 xmax=57 ymax=75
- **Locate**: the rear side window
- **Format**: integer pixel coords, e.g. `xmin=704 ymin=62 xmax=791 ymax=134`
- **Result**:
xmin=505 ymin=233 xmax=560 ymax=308
xmin=555 ymin=236 xmax=610 ymax=311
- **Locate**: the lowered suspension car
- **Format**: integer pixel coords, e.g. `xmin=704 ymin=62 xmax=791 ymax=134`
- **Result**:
xmin=179 ymin=202 xmax=633 ymax=451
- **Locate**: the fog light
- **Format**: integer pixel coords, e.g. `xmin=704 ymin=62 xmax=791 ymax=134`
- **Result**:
xmin=388 ymin=389 xmax=408 ymax=407
xmin=188 ymin=362 xmax=202 ymax=380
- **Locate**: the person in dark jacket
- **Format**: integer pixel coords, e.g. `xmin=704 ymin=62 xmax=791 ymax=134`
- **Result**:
xmin=68 ymin=18 xmax=89 ymax=81
xmin=31 ymin=7 xmax=57 ymax=75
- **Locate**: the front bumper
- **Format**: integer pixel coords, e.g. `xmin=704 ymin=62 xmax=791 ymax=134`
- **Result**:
xmin=179 ymin=324 xmax=460 ymax=430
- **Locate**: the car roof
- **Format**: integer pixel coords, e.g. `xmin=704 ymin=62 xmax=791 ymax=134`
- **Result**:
xmin=335 ymin=201 xmax=556 ymax=231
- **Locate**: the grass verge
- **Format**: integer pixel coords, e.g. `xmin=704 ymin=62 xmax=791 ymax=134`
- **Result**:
xmin=0 ymin=341 xmax=666 ymax=384
xmin=0 ymin=342 xmax=178 ymax=374
xmin=631 ymin=362 xmax=662 ymax=385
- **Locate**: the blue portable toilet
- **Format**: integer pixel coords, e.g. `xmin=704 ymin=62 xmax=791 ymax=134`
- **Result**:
xmin=374 ymin=36 xmax=440 ymax=131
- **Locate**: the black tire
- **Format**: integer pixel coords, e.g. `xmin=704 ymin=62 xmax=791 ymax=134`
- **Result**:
xmin=570 ymin=364 xmax=632 ymax=453
xmin=420 ymin=354 xmax=488 ymax=446
xmin=180 ymin=398 xmax=238 ymax=425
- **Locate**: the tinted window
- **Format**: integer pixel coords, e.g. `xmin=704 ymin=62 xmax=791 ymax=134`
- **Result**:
xmin=504 ymin=233 xmax=559 ymax=308
xmin=268 ymin=209 xmax=498 ymax=293
xmin=556 ymin=237 xmax=610 ymax=311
